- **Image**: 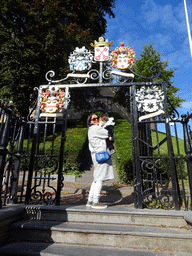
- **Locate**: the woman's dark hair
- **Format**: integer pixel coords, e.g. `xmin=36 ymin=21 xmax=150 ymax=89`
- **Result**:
xmin=87 ymin=114 xmax=92 ymax=127
xmin=87 ymin=113 xmax=97 ymax=127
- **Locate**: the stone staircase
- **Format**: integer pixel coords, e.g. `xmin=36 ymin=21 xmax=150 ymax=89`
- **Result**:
xmin=0 ymin=205 xmax=192 ymax=255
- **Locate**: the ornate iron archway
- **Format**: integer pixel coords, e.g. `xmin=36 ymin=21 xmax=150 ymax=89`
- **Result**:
xmin=1 ymin=37 xmax=192 ymax=210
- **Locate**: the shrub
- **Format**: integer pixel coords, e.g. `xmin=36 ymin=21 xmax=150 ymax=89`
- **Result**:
xmin=112 ymin=115 xmax=133 ymax=184
xmin=21 ymin=118 xmax=88 ymax=177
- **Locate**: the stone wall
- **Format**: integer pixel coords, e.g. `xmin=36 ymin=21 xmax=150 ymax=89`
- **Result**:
xmin=67 ymin=87 xmax=131 ymax=122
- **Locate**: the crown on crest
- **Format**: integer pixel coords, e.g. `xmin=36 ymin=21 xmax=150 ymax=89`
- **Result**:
xmin=90 ymin=37 xmax=114 ymax=47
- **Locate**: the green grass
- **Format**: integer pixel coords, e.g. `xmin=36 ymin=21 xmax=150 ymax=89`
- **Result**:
xmin=152 ymin=130 xmax=186 ymax=156
xmin=112 ymin=114 xmax=133 ymax=184
xmin=151 ymin=130 xmax=187 ymax=180
xmin=21 ymin=118 xmax=88 ymax=177
xmin=111 ymin=116 xmax=187 ymax=184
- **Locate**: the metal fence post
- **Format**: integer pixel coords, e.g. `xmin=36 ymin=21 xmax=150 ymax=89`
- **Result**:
xmin=162 ymin=83 xmax=181 ymax=210
xmin=10 ymin=117 xmax=26 ymax=204
xmin=55 ymin=86 xmax=69 ymax=205
xmin=25 ymin=88 xmax=42 ymax=204
xmin=0 ymin=105 xmax=3 ymax=138
xmin=131 ymin=84 xmax=142 ymax=208
xmin=0 ymin=105 xmax=12 ymax=208
xmin=182 ymin=114 xmax=192 ymax=210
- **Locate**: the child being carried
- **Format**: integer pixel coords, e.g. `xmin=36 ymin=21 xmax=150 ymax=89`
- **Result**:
xmin=99 ymin=113 xmax=115 ymax=155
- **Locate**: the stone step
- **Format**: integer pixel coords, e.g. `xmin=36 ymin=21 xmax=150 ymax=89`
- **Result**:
xmin=1 ymin=242 xmax=191 ymax=256
xmin=1 ymin=205 xmax=192 ymax=255
xmin=8 ymin=220 xmax=192 ymax=253
xmin=24 ymin=205 xmax=189 ymax=228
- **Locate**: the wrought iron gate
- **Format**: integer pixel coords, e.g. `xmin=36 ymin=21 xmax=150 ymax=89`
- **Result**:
xmin=131 ymin=80 xmax=192 ymax=211
xmin=0 ymin=90 xmax=69 ymax=206
xmin=1 ymin=37 xmax=192 ymax=210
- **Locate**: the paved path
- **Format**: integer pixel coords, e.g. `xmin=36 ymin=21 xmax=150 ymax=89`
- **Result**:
xmin=15 ymin=161 xmax=135 ymax=207
xmin=60 ymin=164 xmax=135 ymax=207
xmin=57 ymin=138 xmax=135 ymax=207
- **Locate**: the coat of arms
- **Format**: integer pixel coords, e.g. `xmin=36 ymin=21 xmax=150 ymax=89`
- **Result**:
xmin=68 ymin=47 xmax=93 ymax=71
xmin=40 ymin=88 xmax=65 ymax=115
xmin=90 ymin=37 xmax=114 ymax=62
xmin=110 ymin=42 xmax=135 ymax=69
xmin=135 ymin=86 xmax=165 ymax=121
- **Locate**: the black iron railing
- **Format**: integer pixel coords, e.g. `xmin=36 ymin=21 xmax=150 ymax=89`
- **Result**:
xmin=1 ymin=65 xmax=192 ymax=211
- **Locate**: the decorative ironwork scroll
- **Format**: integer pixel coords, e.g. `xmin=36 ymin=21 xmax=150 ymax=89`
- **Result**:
xmin=141 ymin=158 xmax=174 ymax=210
xmin=30 ymin=157 xmax=59 ymax=205
xmin=45 ymin=37 xmax=136 ymax=85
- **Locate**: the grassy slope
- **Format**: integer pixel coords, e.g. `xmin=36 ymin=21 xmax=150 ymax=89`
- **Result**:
xmin=112 ymin=115 xmax=186 ymax=183
xmin=152 ymin=130 xmax=185 ymax=156
xmin=112 ymin=115 xmax=133 ymax=183
xmin=21 ymin=119 xmax=88 ymax=177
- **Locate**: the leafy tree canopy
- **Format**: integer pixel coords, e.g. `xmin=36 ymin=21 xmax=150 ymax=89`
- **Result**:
xmin=0 ymin=0 xmax=115 ymax=116
xmin=114 ymin=43 xmax=185 ymax=114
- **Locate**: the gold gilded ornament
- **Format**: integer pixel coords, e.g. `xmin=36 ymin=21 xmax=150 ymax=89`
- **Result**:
xmin=90 ymin=37 xmax=114 ymax=47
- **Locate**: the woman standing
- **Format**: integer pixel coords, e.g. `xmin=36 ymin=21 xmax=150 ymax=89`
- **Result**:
xmin=86 ymin=113 xmax=114 ymax=209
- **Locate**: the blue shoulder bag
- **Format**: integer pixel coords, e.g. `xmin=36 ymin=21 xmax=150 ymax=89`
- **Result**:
xmin=95 ymin=151 xmax=110 ymax=162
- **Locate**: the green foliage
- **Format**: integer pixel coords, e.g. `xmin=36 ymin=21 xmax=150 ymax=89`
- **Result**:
xmin=143 ymin=198 xmax=174 ymax=210
xmin=58 ymin=121 xmax=88 ymax=177
xmin=152 ymin=130 xmax=186 ymax=156
xmin=21 ymin=119 xmax=88 ymax=177
xmin=112 ymin=115 xmax=188 ymax=184
xmin=133 ymin=44 xmax=175 ymax=82
xmin=114 ymin=43 xmax=185 ymax=113
xmin=152 ymin=131 xmax=188 ymax=180
xmin=64 ymin=122 xmax=88 ymax=171
xmin=62 ymin=161 xmax=81 ymax=177
xmin=111 ymin=115 xmax=133 ymax=184
xmin=0 ymin=0 xmax=115 ymax=116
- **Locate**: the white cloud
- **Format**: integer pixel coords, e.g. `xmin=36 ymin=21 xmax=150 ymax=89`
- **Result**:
xmin=165 ymin=36 xmax=192 ymax=68
xmin=141 ymin=0 xmax=159 ymax=26
xmin=140 ymin=0 xmax=191 ymax=34
xmin=136 ymin=0 xmax=192 ymax=69
xmin=147 ymin=33 xmax=173 ymax=52
xmin=181 ymin=101 xmax=192 ymax=109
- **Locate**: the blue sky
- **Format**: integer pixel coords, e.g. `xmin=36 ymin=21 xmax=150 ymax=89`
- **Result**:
xmin=104 ymin=0 xmax=192 ymax=138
